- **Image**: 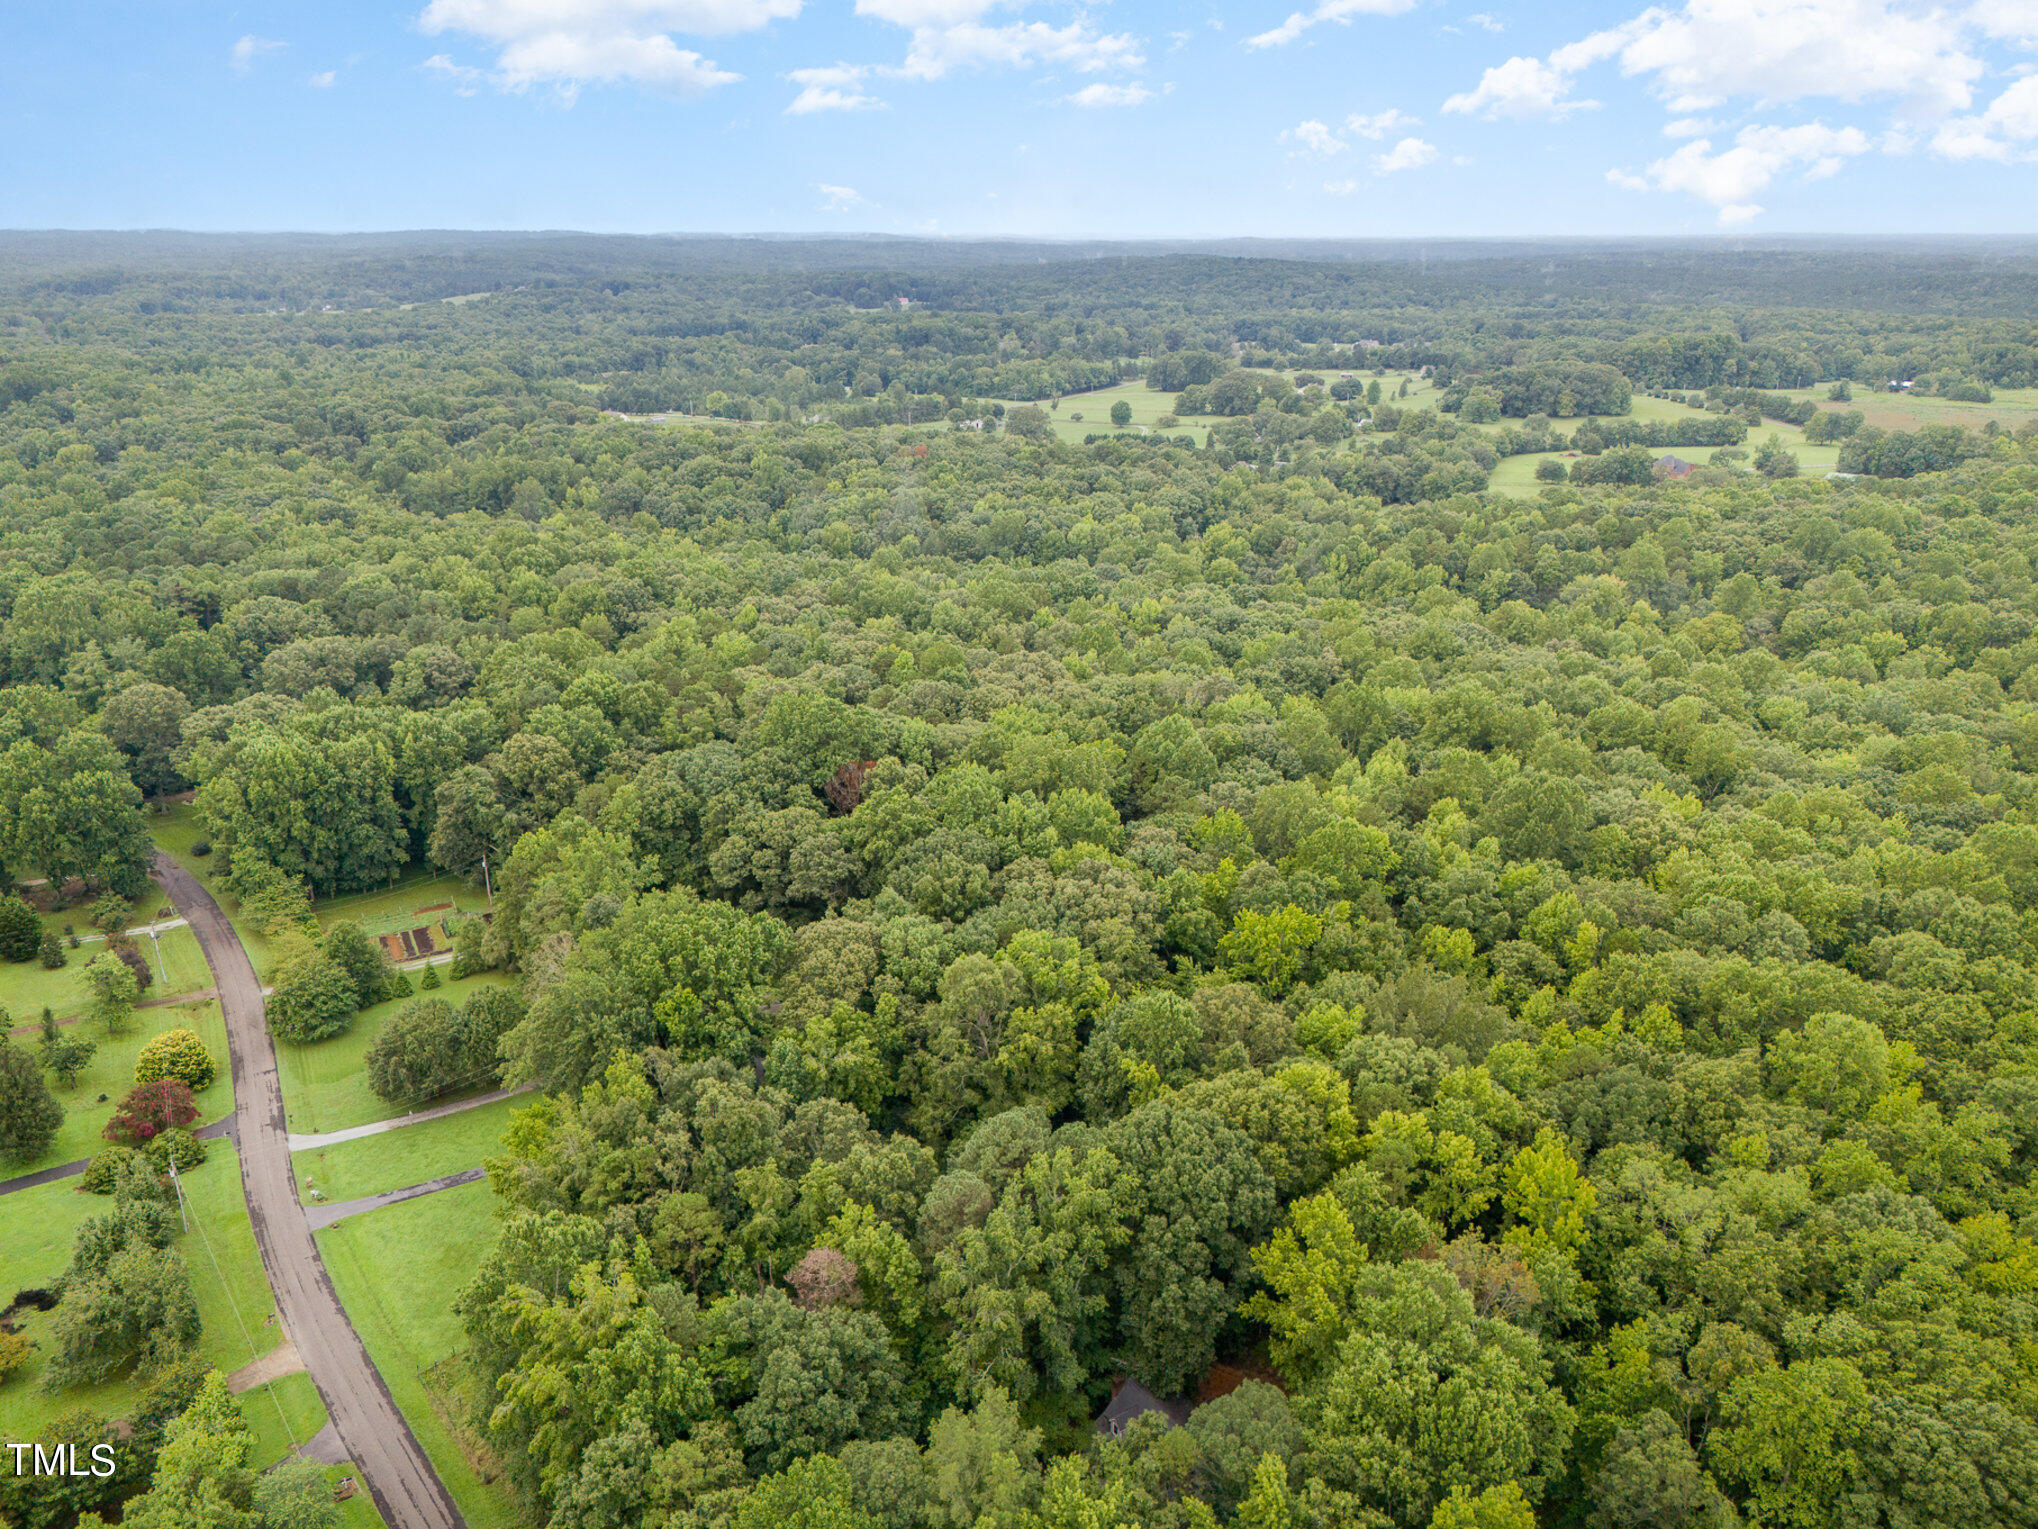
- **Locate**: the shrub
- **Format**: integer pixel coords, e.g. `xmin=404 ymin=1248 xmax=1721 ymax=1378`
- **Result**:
xmin=419 ymin=962 xmax=443 ymax=990
xmin=104 ymin=1080 xmax=199 ymax=1146
xmin=83 ymin=1144 xmax=145 ymax=1193
xmin=267 ymin=952 xmax=358 ymax=1043
xmin=144 ymin=1127 xmax=207 ymax=1172
xmin=324 ymin=921 xmax=393 ymax=1009
xmin=135 ymin=1029 xmax=217 ymax=1091
xmin=88 ymin=894 xmax=130 ymax=935
xmin=37 ymin=931 xmax=66 ymax=968
xmin=0 ymin=1327 xmax=30 ymax=1382
xmin=0 ymin=898 xmax=39 ymax=962
xmin=386 ymin=968 xmax=415 ymax=999
xmin=191 ymin=841 xmax=211 ymax=857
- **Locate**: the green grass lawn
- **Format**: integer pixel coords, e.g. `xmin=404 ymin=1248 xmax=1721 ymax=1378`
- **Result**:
xmin=243 ymin=1368 xmax=330 ymax=1469
xmin=0 ymin=924 xmax=212 ymax=1025
xmin=295 ymin=1095 xmax=523 ymax=1203
xmin=995 ymin=379 xmax=1216 ymax=443
xmin=0 ymin=1141 xmax=282 ymax=1440
xmin=275 ymin=972 xmax=513 ymax=1137
xmin=317 ymin=1181 xmax=523 ymax=1529
xmin=4 ymin=997 xmax=230 ymax=1176
xmin=310 ymin=875 xmax=490 ymax=940
xmin=1772 ymin=382 xmax=2038 ymax=435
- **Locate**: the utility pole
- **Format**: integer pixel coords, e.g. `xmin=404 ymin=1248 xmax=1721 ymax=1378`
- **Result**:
xmin=168 ymin=1159 xmax=189 ymax=1233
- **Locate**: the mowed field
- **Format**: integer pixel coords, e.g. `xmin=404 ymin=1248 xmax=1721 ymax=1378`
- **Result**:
xmin=276 ymin=970 xmax=514 ymax=1136
xmin=317 ymin=1181 xmax=522 ymax=1529
xmin=1779 ymin=383 xmax=2038 ymax=433
xmin=294 ymin=1092 xmax=523 ymax=1203
xmin=993 ymin=379 xmax=1215 ymax=443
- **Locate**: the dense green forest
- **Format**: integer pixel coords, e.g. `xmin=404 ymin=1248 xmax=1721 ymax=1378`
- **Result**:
xmin=6 ymin=236 xmax=2038 ymax=1529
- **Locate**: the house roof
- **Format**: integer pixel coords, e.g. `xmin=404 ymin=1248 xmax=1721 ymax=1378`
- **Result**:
xmin=1095 ymin=1378 xmax=1193 ymax=1435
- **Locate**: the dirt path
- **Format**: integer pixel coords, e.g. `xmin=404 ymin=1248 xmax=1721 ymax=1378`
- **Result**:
xmin=304 ymin=1168 xmax=488 ymax=1232
xmin=287 ymin=1085 xmax=531 ymax=1152
xmin=153 ymin=852 xmax=466 ymax=1529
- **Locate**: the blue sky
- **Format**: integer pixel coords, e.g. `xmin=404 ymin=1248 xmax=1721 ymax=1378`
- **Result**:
xmin=4 ymin=0 xmax=2036 ymax=235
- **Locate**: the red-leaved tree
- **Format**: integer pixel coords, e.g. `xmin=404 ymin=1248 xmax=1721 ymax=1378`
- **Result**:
xmin=103 ymin=1079 xmax=198 ymax=1146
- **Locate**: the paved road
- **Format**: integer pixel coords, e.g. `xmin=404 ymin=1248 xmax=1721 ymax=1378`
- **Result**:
xmin=305 ymin=1168 xmax=488 ymax=1232
xmin=0 ymin=1118 xmax=235 ymax=1198
xmin=154 ymin=853 xmax=465 ymax=1529
xmin=288 ymin=1084 xmax=530 ymax=1152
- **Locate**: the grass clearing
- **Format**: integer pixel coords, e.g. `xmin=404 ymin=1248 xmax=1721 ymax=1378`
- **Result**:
xmin=0 ymin=924 xmax=212 ymax=1024
xmin=994 ymin=380 xmax=1216 ymax=443
xmin=275 ymin=971 xmax=513 ymax=1136
xmin=310 ymin=875 xmax=489 ymax=940
xmin=0 ymin=1142 xmax=284 ymax=1442
xmin=295 ymin=1095 xmax=523 ymax=1203
xmin=5 ymin=996 xmax=230 ymax=1175
xmin=1778 ymin=383 xmax=2038 ymax=434
xmin=317 ymin=1180 xmax=523 ymax=1529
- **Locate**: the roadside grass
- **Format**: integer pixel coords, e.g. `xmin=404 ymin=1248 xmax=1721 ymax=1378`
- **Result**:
xmin=244 ymin=1368 xmax=330 ymax=1469
xmin=275 ymin=972 xmax=513 ymax=1137
xmin=0 ymin=1142 xmax=282 ymax=1441
xmin=5 ymin=996 xmax=229 ymax=1176
xmin=310 ymin=875 xmax=489 ymax=940
xmin=240 ymin=1379 xmax=391 ymax=1529
xmin=294 ymin=1095 xmax=523 ymax=1204
xmin=317 ymin=1181 xmax=523 ymax=1529
xmin=0 ymin=925 xmax=211 ymax=1025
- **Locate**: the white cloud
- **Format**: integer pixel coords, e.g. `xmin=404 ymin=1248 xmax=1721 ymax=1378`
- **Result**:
xmin=1444 ymin=53 xmax=1600 ymax=118
xmin=1465 ymin=11 xmax=1504 ymax=31
xmin=786 ymin=84 xmax=885 ymax=111
xmin=1068 ymin=81 xmax=1155 ymax=106
xmin=1607 ymin=121 xmax=1871 ymax=221
xmin=1448 ymin=1 xmax=1988 ymax=127
xmin=842 ymin=0 xmax=1147 ymax=90
xmin=309 ymin=70 xmax=337 ymax=88
xmin=1931 ymin=73 xmax=2038 ymax=157
xmin=786 ymin=63 xmax=885 ymax=112
xmin=855 ymin=0 xmax=993 ymax=25
xmin=417 ymin=0 xmax=791 ymax=97
xmin=1282 ymin=118 xmax=1349 ymax=154
xmin=1246 ymin=0 xmax=1418 ymax=51
xmin=1373 ymin=134 xmax=1439 ymax=172
xmin=1970 ymin=0 xmax=2038 ymax=43
xmin=1324 ymin=177 xmax=1361 ymax=194
xmin=1663 ymin=115 xmax=1716 ymax=136
xmin=231 ymin=35 xmax=285 ymax=73
xmin=816 ymin=182 xmax=870 ymax=210
xmin=895 ymin=19 xmax=1143 ymax=80
xmin=1346 ymin=106 xmax=1419 ymax=138
xmin=423 ymin=53 xmax=488 ymax=93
